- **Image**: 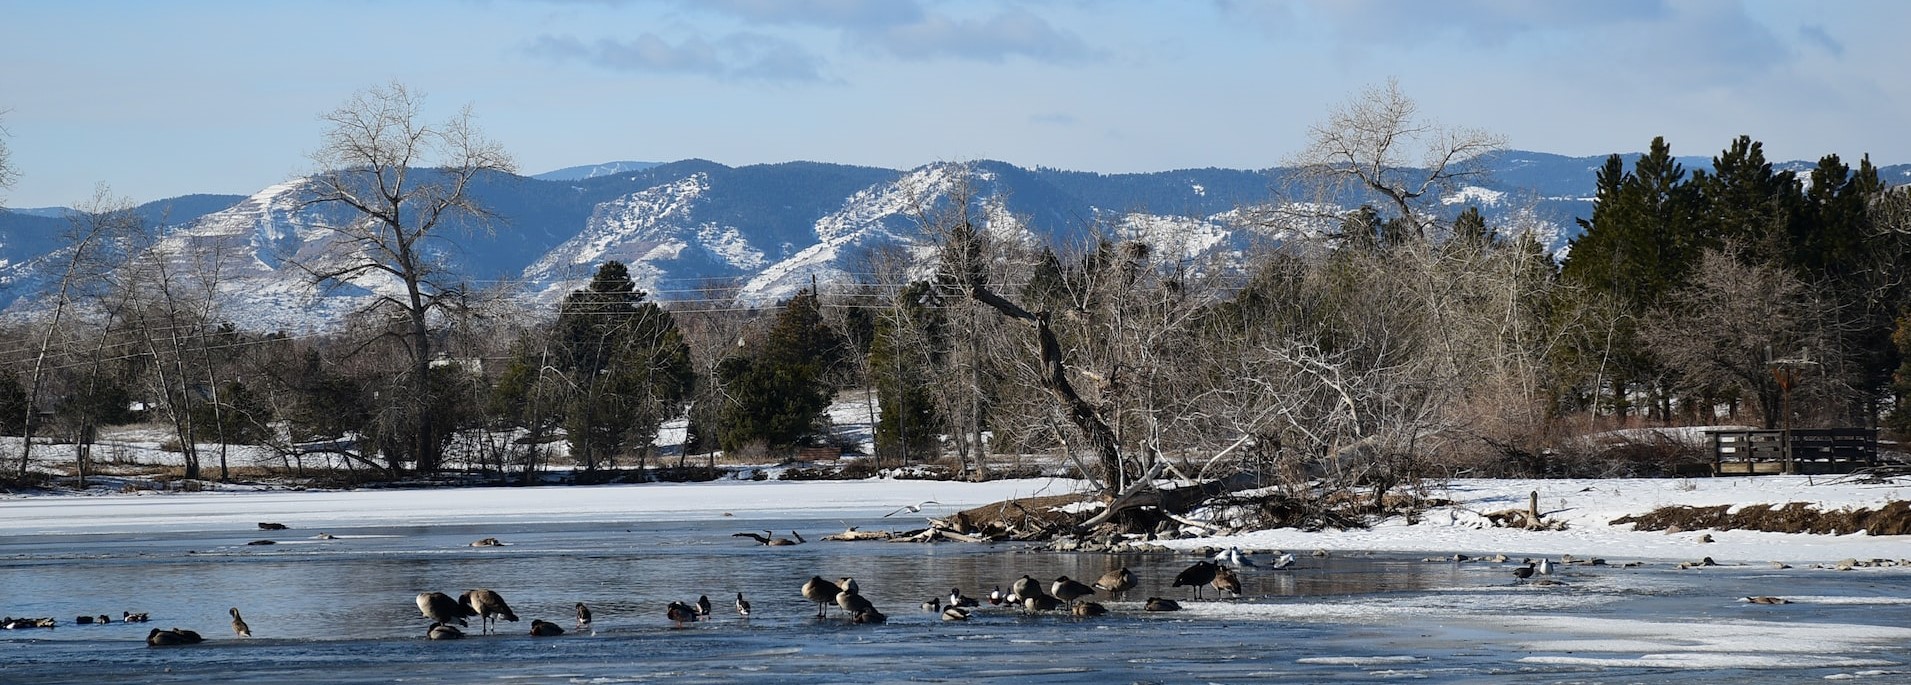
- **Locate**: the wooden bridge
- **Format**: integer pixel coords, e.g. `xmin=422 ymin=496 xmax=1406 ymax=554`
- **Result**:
xmin=1709 ymin=428 xmax=1879 ymax=475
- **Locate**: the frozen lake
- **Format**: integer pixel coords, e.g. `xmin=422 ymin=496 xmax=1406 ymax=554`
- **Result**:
xmin=4 ymin=501 xmax=1910 ymax=684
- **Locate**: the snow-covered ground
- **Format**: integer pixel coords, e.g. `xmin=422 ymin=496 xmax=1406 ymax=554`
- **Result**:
xmin=1162 ymin=475 xmax=1911 ymax=566
xmin=4 ymin=472 xmax=1906 ymax=567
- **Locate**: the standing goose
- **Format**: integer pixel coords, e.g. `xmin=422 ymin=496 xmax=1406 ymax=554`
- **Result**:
xmin=1051 ymin=576 xmax=1096 ymax=604
xmin=416 ymin=592 xmax=473 ymax=627
xmin=460 ymin=589 xmax=520 ymax=634
xmin=228 ymin=608 xmax=251 ymax=638
xmin=1010 ymin=575 xmax=1041 ymax=603
xmin=836 ymin=589 xmax=876 ymax=619
xmin=735 ymin=592 xmax=751 ymax=617
xmin=1212 ymin=566 xmax=1243 ymax=598
xmin=802 ymin=576 xmax=842 ymax=618
xmin=1173 ymin=561 xmax=1220 ymax=600
xmin=1094 ymin=567 xmax=1137 ymax=601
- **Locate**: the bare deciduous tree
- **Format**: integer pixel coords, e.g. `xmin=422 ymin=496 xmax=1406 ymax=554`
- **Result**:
xmin=1290 ymin=79 xmax=1506 ymax=237
xmin=302 ymin=82 xmax=514 ymax=473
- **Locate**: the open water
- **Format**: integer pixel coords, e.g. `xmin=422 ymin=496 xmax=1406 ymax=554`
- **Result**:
xmin=3 ymin=511 xmax=1909 ymax=683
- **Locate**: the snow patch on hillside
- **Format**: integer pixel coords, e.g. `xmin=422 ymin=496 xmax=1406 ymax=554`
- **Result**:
xmin=1442 ymin=185 xmax=1507 ymax=206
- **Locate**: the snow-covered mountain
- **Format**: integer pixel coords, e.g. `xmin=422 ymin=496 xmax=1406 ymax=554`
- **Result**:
xmin=2 ymin=152 xmax=1901 ymax=331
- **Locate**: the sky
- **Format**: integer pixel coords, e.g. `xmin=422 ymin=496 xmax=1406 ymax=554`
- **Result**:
xmin=1 ymin=0 xmax=1908 ymax=208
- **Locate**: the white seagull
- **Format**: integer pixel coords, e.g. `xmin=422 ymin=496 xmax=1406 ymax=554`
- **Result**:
xmin=1269 ymin=553 xmax=1297 ymax=569
xmin=883 ymin=501 xmax=941 ymax=518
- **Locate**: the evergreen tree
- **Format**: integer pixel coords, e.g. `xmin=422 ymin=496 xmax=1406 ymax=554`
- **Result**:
xmin=552 ymin=261 xmax=694 ymax=470
xmin=1450 ymin=206 xmax=1491 ymax=247
xmin=715 ymin=288 xmax=844 ymax=452
xmin=1693 ymin=135 xmax=1801 ymax=266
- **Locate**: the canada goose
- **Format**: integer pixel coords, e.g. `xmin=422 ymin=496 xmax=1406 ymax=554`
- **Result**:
xmin=416 ymin=592 xmax=472 ymax=627
xmin=575 ymin=602 xmax=592 ymax=625
xmin=852 ymin=608 xmax=887 ymax=624
xmin=471 ymin=537 xmax=503 ymax=547
xmin=988 ymin=586 xmax=1006 ymax=605
xmin=529 ymin=619 xmax=565 ymax=636
xmin=146 ymin=628 xmax=204 ymax=645
xmin=733 ymin=531 xmax=803 ymax=546
xmin=1022 ymin=593 xmax=1062 ymax=613
xmin=1094 ymin=567 xmax=1137 ymax=600
xmin=696 ymin=595 xmax=712 ymax=617
xmin=1051 ymin=576 xmax=1096 ymax=603
xmin=838 ymin=577 xmax=860 ymax=595
xmin=1173 ymin=561 xmax=1220 ymax=599
xmin=883 ymin=500 xmax=940 ymax=518
xmin=735 ymin=592 xmax=751 ymax=617
xmin=836 ymin=590 xmax=876 ymax=618
xmin=1745 ymin=596 xmax=1792 ymax=605
xmin=1010 ymin=575 xmax=1041 ymax=602
xmin=426 ymin=622 xmax=464 ymax=640
xmin=1513 ymin=561 xmax=1536 ymax=581
xmin=802 ymin=576 xmax=842 ymax=618
xmin=941 ymin=606 xmax=970 ymax=621
xmin=1071 ymin=601 xmax=1108 ymax=617
xmin=1213 ymin=566 xmax=1243 ymax=598
xmin=460 ymin=589 xmax=519 ymax=634
xmin=257 ymin=522 xmax=288 ymax=530
xmin=947 ymin=588 xmax=979 ymax=608
xmin=667 ymin=601 xmax=698 ymax=627
xmin=1144 ymin=597 xmax=1182 ymax=612
xmin=229 ymin=608 xmax=251 ymax=638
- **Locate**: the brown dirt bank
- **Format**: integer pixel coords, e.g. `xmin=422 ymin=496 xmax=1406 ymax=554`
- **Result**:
xmin=1612 ymin=500 xmax=1911 ymax=536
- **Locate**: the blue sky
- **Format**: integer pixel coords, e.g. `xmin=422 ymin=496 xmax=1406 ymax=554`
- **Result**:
xmin=2 ymin=0 xmax=1907 ymax=207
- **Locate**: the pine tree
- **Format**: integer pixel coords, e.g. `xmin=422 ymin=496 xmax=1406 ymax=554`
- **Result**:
xmin=715 ymin=288 xmax=844 ymax=452
xmin=869 ymin=281 xmax=946 ymax=462
xmin=1693 ymin=135 xmax=1801 ymax=266
xmin=552 ymin=261 xmax=694 ymax=470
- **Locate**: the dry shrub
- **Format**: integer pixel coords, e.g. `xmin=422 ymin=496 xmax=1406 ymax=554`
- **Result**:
xmin=1613 ymin=500 xmax=1911 ymax=536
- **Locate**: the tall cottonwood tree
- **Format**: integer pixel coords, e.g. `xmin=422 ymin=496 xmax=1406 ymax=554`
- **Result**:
xmin=302 ymin=82 xmax=514 ymax=473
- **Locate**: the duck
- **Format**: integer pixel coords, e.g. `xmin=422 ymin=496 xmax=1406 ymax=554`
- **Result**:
xmin=852 ymin=608 xmax=887 ymax=624
xmin=802 ymin=576 xmax=843 ymax=618
xmin=1022 ymin=592 xmax=1062 ymax=613
xmin=529 ymin=619 xmax=565 ymax=636
xmin=1744 ymin=596 xmax=1792 ymax=605
xmin=146 ymin=628 xmax=205 ymax=646
xmin=735 ymin=592 xmax=751 ymax=617
xmin=666 ymin=601 xmax=699 ymax=627
xmin=75 ymin=615 xmax=96 ymax=625
xmin=696 ymin=595 xmax=712 ymax=617
xmin=1071 ymin=601 xmax=1108 ymax=617
xmin=941 ymin=606 xmax=971 ymax=621
xmin=1513 ymin=561 xmax=1537 ymax=581
xmin=416 ymin=592 xmax=472 ymax=627
xmin=426 ymin=622 xmax=464 ymax=640
xmin=1212 ymin=566 xmax=1243 ymax=598
xmin=988 ymin=585 xmax=1006 ymax=605
xmin=460 ymin=589 xmax=520 ymax=634
xmin=1144 ymin=597 xmax=1182 ymax=612
xmin=1051 ymin=576 xmax=1097 ymax=604
xmin=229 ymin=608 xmax=251 ymax=638
xmin=1093 ymin=567 xmax=1137 ymax=601
xmin=921 ymin=598 xmax=942 ymax=612
xmin=575 ymin=602 xmax=592 ymax=625
xmin=123 ymin=611 xmax=150 ymax=623
xmin=1173 ymin=561 xmax=1220 ymax=599
xmin=948 ymin=587 xmax=980 ymax=608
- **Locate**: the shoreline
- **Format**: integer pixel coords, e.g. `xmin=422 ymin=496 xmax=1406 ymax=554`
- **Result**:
xmin=4 ymin=474 xmax=1908 ymax=567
